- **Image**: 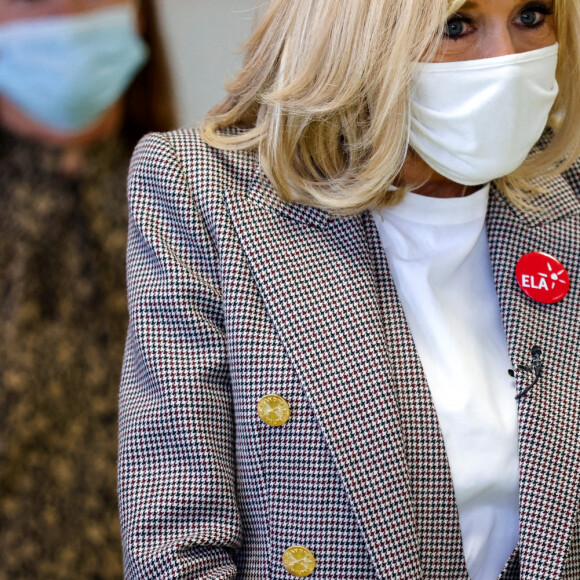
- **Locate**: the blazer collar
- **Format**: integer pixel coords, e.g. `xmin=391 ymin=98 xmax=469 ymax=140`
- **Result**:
xmin=491 ymin=170 xmax=580 ymax=227
xmin=245 ymin=161 xmax=580 ymax=229
xmin=243 ymin=169 xmax=335 ymax=230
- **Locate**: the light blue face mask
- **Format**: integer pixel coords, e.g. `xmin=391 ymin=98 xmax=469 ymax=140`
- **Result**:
xmin=0 ymin=4 xmax=149 ymax=132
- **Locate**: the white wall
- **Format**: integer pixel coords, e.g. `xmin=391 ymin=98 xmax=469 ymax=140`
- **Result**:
xmin=155 ymin=0 xmax=258 ymax=128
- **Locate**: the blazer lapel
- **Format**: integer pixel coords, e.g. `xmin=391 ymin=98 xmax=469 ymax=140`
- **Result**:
xmin=225 ymin=169 xmax=468 ymax=578
xmin=487 ymin=178 xmax=580 ymax=579
xmin=361 ymin=211 xmax=469 ymax=578
xmin=225 ymin=173 xmax=423 ymax=578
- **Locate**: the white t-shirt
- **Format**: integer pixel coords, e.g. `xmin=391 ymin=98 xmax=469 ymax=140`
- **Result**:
xmin=372 ymin=185 xmax=519 ymax=580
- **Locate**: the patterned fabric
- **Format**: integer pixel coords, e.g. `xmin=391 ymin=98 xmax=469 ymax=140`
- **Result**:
xmin=0 ymin=128 xmax=129 ymax=579
xmin=119 ymin=128 xmax=580 ymax=579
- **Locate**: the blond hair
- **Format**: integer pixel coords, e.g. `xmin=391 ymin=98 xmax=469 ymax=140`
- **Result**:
xmin=201 ymin=0 xmax=580 ymax=214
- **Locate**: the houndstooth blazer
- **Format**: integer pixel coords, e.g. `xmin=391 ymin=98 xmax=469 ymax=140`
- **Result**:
xmin=118 ymin=128 xmax=580 ymax=579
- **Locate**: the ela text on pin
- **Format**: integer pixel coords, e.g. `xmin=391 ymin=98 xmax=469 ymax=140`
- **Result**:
xmin=520 ymin=275 xmax=549 ymax=291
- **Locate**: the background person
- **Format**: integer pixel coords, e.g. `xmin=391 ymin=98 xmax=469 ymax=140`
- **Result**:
xmin=0 ymin=0 xmax=175 ymax=577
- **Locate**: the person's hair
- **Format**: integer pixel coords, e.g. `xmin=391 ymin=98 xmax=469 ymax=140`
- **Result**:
xmin=201 ymin=0 xmax=580 ymax=214
xmin=123 ymin=0 xmax=177 ymax=144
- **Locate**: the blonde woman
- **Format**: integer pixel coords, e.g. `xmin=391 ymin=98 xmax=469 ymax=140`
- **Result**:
xmin=118 ymin=0 xmax=580 ymax=578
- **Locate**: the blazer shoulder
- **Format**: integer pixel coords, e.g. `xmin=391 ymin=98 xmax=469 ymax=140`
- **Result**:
xmin=129 ymin=128 xmax=260 ymax=214
xmin=129 ymin=128 xmax=335 ymax=230
xmin=168 ymin=128 xmax=257 ymax=189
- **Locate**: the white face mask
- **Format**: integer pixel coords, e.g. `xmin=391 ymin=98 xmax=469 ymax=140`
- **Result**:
xmin=409 ymin=43 xmax=559 ymax=186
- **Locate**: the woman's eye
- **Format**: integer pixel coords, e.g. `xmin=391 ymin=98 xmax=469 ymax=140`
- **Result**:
xmin=517 ymin=10 xmax=544 ymax=26
xmin=515 ymin=2 xmax=554 ymax=28
xmin=444 ymin=18 xmax=471 ymax=39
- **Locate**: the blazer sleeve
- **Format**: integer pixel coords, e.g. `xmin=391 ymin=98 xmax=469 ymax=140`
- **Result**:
xmin=118 ymin=133 xmax=241 ymax=579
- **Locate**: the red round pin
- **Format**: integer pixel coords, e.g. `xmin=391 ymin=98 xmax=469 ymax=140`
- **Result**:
xmin=515 ymin=252 xmax=570 ymax=304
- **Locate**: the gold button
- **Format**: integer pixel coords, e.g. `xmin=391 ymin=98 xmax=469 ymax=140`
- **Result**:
xmin=257 ymin=394 xmax=291 ymax=426
xmin=282 ymin=545 xmax=316 ymax=577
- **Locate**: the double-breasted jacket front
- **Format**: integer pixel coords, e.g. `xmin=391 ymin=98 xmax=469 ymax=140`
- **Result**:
xmin=118 ymin=129 xmax=580 ymax=579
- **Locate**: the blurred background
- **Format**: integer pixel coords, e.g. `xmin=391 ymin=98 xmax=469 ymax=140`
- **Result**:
xmin=157 ymin=0 xmax=255 ymax=127
xmin=0 ymin=1 xmax=255 ymax=578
